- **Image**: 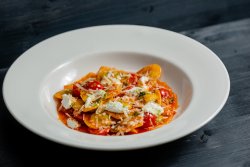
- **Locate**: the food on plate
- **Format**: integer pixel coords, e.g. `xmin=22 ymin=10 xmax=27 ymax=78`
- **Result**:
xmin=53 ymin=64 xmax=178 ymax=136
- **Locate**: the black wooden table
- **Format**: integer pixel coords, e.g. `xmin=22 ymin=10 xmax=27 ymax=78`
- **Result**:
xmin=1 ymin=1 xmax=250 ymax=166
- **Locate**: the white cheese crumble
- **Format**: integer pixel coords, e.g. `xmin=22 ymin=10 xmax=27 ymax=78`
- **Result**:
xmin=67 ymin=118 xmax=80 ymax=129
xmin=61 ymin=94 xmax=74 ymax=109
xmin=84 ymin=96 xmax=93 ymax=108
xmin=125 ymin=87 xmax=145 ymax=96
xmin=139 ymin=76 xmax=149 ymax=89
xmin=142 ymin=102 xmax=164 ymax=116
xmin=104 ymin=101 xmax=129 ymax=113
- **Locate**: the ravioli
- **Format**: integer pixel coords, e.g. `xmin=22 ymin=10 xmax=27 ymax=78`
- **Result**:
xmin=54 ymin=64 xmax=178 ymax=135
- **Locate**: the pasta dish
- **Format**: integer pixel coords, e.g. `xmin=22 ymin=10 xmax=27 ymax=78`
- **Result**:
xmin=54 ymin=64 xmax=178 ymax=135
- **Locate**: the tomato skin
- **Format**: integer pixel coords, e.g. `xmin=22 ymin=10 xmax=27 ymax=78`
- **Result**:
xmin=128 ymin=73 xmax=138 ymax=85
xmin=137 ymin=127 xmax=150 ymax=133
xmin=72 ymin=84 xmax=81 ymax=97
xmin=88 ymin=128 xmax=110 ymax=136
xmin=84 ymin=80 xmax=104 ymax=90
xmin=141 ymin=112 xmax=157 ymax=129
xmin=159 ymin=88 xmax=170 ymax=98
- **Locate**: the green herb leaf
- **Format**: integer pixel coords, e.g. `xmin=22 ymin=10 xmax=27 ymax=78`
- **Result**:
xmin=139 ymin=92 xmax=146 ymax=97
xmin=133 ymin=112 xmax=140 ymax=116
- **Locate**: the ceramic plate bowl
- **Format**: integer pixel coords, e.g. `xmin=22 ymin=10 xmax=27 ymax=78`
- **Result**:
xmin=3 ymin=25 xmax=230 ymax=150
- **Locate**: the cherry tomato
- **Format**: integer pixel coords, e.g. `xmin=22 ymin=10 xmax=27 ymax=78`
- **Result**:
xmin=159 ymin=88 xmax=170 ymax=98
xmin=72 ymin=84 xmax=81 ymax=97
xmin=141 ymin=112 xmax=157 ymax=129
xmin=136 ymin=127 xmax=150 ymax=134
xmin=84 ymin=80 xmax=104 ymax=90
xmin=128 ymin=73 xmax=138 ymax=85
xmin=88 ymin=128 xmax=110 ymax=136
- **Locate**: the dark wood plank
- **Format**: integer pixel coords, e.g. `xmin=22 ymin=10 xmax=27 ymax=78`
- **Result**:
xmin=179 ymin=18 xmax=250 ymax=167
xmin=0 ymin=18 xmax=250 ymax=167
xmin=1 ymin=0 xmax=250 ymax=68
xmin=1 ymin=0 xmax=250 ymax=165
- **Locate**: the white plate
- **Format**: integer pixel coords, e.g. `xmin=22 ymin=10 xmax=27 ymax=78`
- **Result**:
xmin=2 ymin=25 xmax=230 ymax=150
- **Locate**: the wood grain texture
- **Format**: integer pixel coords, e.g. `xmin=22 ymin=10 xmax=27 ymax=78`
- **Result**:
xmin=0 ymin=18 xmax=249 ymax=167
xmin=179 ymin=19 xmax=250 ymax=167
xmin=1 ymin=1 xmax=250 ymax=167
xmin=1 ymin=0 xmax=250 ymax=68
